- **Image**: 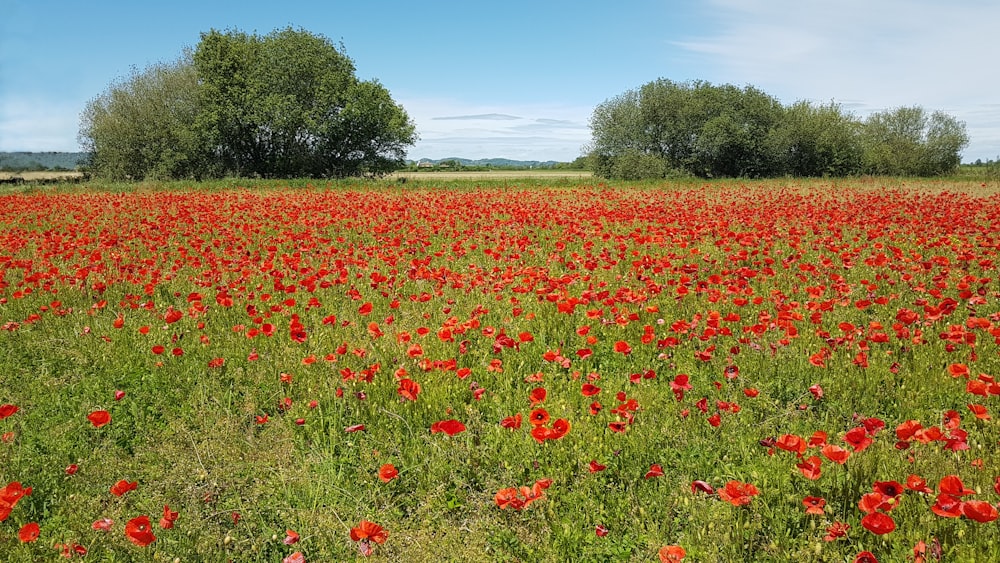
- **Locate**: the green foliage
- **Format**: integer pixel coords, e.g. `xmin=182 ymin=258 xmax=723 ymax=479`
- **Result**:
xmin=860 ymin=107 xmax=968 ymax=176
xmin=589 ymin=79 xmax=969 ymax=179
xmin=79 ymin=28 xmax=416 ymax=181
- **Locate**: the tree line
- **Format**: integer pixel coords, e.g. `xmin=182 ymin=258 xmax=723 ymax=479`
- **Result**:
xmin=587 ymin=79 xmax=969 ymax=179
xmin=79 ymin=28 xmax=416 ymax=181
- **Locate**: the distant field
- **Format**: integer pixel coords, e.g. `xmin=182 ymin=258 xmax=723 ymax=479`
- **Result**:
xmin=0 ymin=170 xmax=85 ymax=181
xmin=393 ymin=169 xmax=592 ymax=180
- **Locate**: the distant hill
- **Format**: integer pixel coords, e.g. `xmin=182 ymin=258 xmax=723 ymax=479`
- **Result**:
xmin=0 ymin=152 xmax=87 ymax=171
xmin=408 ymin=157 xmax=563 ymax=169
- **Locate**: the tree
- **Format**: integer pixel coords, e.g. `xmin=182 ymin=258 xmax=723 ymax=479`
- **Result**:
xmin=769 ymin=101 xmax=863 ymax=177
xmin=860 ymin=107 xmax=968 ymax=176
xmin=79 ymin=27 xmax=416 ymax=180
xmin=79 ymin=53 xmax=205 ymax=180
xmin=588 ymin=80 xmax=784 ymax=179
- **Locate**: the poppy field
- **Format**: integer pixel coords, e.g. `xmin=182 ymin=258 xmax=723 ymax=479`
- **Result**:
xmin=1 ymin=178 xmax=1000 ymax=561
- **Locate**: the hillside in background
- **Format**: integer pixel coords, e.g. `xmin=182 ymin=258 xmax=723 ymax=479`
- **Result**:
xmin=0 ymin=152 xmax=87 ymax=171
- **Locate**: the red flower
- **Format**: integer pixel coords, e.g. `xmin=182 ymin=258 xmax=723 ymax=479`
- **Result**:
xmin=396 ymin=378 xmax=421 ymax=402
xmin=159 ymin=505 xmax=178 ymax=529
xmin=125 ymin=515 xmax=156 ymax=547
xmin=595 ymin=524 xmax=609 ymax=537
xmin=931 ymin=493 xmax=963 ymax=518
xmin=906 ymin=474 xmax=933 ymax=494
xmin=529 ymin=387 xmax=547 ymax=405
xmin=821 ymin=444 xmax=850 ymax=464
xmin=581 ymin=383 xmax=601 ymax=397
xmin=796 ymin=456 xmax=822 ymax=480
xmin=110 ymin=479 xmax=138 ymax=497
xmin=18 ymin=521 xmax=39 ymax=543
xmin=528 ymin=408 xmax=550 ymax=427
xmin=350 ymin=519 xmax=388 ymax=543
xmin=430 ymin=419 xmax=466 ymax=436
xmin=823 ymin=521 xmax=849 ymax=541
xmin=0 ymin=404 xmax=18 ymax=419
xmin=860 ymin=511 xmax=895 ymax=535
xmin=284 ymin=552 xmax=305 ymax=563
xmin=500 ymin=413 xmax=522 ymax=429
xmin=691 ymin=480 xmax=714 ymax=495
xmin=962 ymin=499 xmax=999 ymax=523
xmin=283 ymin=529 xmax=301 ymax=545
xmin=589 ymin=460 xmax=607 ymax=473
xmin=718 ymin=481 xmax=759 ymax=506
xmin=854 ymin=552 xmax=879 ymax=563
xmin=776 ymin=434 xmax=806 ymax=455
xmin=87 ymin=410 xmax=111 ymax=428
xmin=645 ymin=464 xmax=664 ymax=479
xmin=802 ymin=496 xmax=826 ymax=515
xmin=378 ymin=463 xmax=399 ymax=483
xmin=613 ymin=340 xmax=632 ymax=355
xmin=658 ymin=545 xmax=686 ymax=562
xmin=938 ymin=474 xmax=975 ymax=496
xmin=92 ymin=518 xmax=114 ymax=531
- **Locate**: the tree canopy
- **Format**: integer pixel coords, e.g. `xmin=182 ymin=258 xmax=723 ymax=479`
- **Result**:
xmin=80 ymin=28 xmax=416 ymax=180
xmin=588 ymin=79 xmax=969 ymax=179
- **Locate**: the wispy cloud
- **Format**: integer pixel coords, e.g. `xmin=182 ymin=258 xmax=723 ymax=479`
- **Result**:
xmin=401 ymin=98 xmax=592 ymax=161
xmin=432 ymin=113 xmax=522 ymax=121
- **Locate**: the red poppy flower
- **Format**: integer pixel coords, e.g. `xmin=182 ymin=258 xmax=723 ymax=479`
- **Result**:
xmin=691 ymin=480 xmax=714 ymax=495
xmin=397 ymin=378 xmax=421 ymax=402
xmin=550 ymin=418 xmax=570 ymax=439
xmin=528 ymin=408 xmax=550 ymax=428
xmin=378 ymin=463 xmax=399 ymax=483
xmin=658 ymin=545 xmax=686 ymax=562
xmin=589 ymin=460 xmax=607 ymax=473
xmin=613 ymin=340 xmax=632 ymax=355
xmin=500 ymin=413 xmax=522 ymax=429
xmin=796 ymin=456 xmax=822 ymax=480
xmin=344 ymin=424 xmax=365 ymax=433
xmin=595 ymin=524 xmax=609 ymax=537
xmin=88 ymin=410 xmax=111 ymax=428
xmin=776 ymin=434 xmax=806 ymax=455
xmin=92 ymin=518 xmax=114 ymax=531
xmin=928 ymin=492 xmax=963 ymax=519
xmin=18 ymin=521 xmax=39 ymax=543
xmin=962 ymin=499 xmax=998 ymax=523
xmin=938 ymin=474 xmax=975 ymax=496
xmin=823 ymin=521 xmax=849 ymax=541
xmin=854 ymin=551 xmax=879 ymax=563
xmin=645 ymin=464 xmax=664 ymax=479
xmin=350 ymin=519 xmax=388 ymax=543
xmin=802 ymin=496 xmax=826 ymax=515
xmin=820 ymin=444 xmax=850 ymax=464
xmin=528 ymin=387 xmax=547 ymax=406
xmin=717 ymin=481 xmax=759 ymax=506
xmin=110 ymin=479 xmax=138 ymax=497
xmin=283 ymin=551 xmax=305 ymax=563
xmin=872 ymin=481 xmax=904 ymax=499
xmin=843 ymin=427 xmax=873 ymax=452
xmin=906 ymin=474 xmax=933 ymax=494
xmin=159 ymin=505 xmax=178 ymax=529
xmin=581 ymin=383 xmax=601 ymax=396
xmin=125 ymin=515 xmax=156 ymax=546
xmin=0 ymin=404 xmax=18 ymax=419
xmin=283 ymin=529 xmax=300 ymax=545
xmin=860 ymin=511 xmax=896 ymax=535
xmin=430 ymin=419 xmax=465 ymax=436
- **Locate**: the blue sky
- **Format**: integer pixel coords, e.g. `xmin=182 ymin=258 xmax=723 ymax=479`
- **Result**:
xmin=2 ymin=0 xmax=998 ymax=162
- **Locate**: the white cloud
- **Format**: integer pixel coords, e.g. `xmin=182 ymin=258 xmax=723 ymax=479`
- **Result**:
xmin=676 ymin=0 xmax=1000 ymax=160
xmin=0 ymin=97 xmax=83 ymax=152
xmin=400 ymin=98 xmax=592 ymax=161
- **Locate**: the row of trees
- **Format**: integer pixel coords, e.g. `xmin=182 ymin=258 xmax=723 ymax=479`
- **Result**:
xmin=587 ymin=79 xmax=969 ymax=179
xmin=79 ymin=28 xmax=416 ymax=180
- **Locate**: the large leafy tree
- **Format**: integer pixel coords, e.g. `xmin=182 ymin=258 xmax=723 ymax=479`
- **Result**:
xmin=80 ymin=28 xmax=416 ymax=180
